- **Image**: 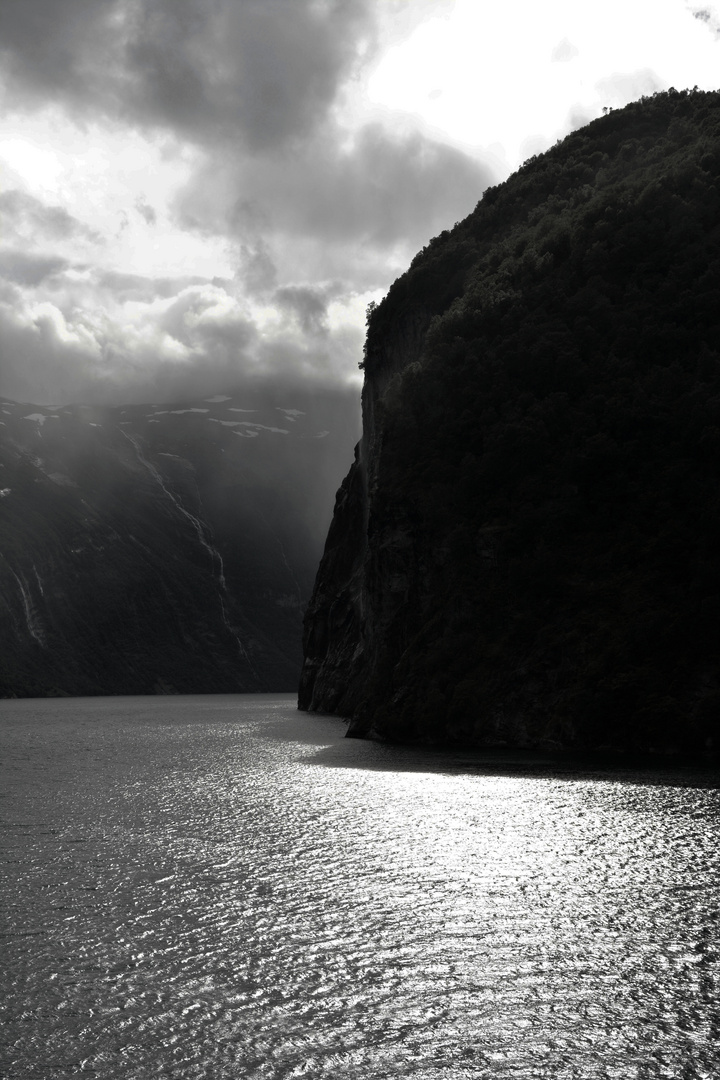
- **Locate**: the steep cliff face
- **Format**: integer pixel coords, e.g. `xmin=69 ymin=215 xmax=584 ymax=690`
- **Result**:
xmin=298 ymin=303 xmax=433 ymax=722
xmin=299 ymin=90 xmax=720 ymax=755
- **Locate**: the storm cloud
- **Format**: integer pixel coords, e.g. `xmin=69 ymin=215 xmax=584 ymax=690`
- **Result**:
xmin=6 ymin=0 xmax=705 ymax=408
xmin=0 ymin=190 xmax=102 ymax=247
xmin=177 ymin=119 xmax=494 ymax=290
xmin=0 ymin=250 xmax=70 ymax=287
xmin=0 ymin=0 xmax=375 ymax=150
xmin=0 ymin=0 xmax=498 ymax=406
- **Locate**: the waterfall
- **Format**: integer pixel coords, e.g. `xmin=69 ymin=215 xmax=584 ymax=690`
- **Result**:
xmin=120 ymin=430 xmax=259 ymax=676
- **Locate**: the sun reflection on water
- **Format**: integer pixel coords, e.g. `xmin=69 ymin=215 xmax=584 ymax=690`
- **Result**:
xmin=1 ymin=694 xmax=718 ymax=1078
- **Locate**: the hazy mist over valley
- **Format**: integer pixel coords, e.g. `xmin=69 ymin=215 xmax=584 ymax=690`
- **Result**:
xmin=0 ymin=386 xmax=360 ymax=697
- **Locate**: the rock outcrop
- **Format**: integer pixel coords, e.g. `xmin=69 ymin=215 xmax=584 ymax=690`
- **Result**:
xmin=299 ymin=90 xmax=720 ymax=755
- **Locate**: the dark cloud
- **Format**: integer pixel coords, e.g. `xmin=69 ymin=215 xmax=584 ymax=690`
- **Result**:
xmin=97 ymin=271 xmax=206 ymax=302
xmin=0 ymin=0 xmax=113 ymax=108
xmin=0 ymin=189 xmax=101 ymax=246
xmin=159 ymin=286 xmax=258 ymax=359
xmin=181 ymin=122 xmax=494 ymax=260
xmin=237 ymin=242 xmax=279 ymax=297
xmin=275 ymin=285 xmax=336 ymax=335
xmin=0 ymin=299 xmax=99 ymax=406
xmin=0 ymin=0 xmax=497 ymax=409
xmin=691 ymin=8 xmax=720 ymax=35
xmin=0 ymin=268 xmax=358 ymax=407
xmin=135 ymin=199 xmax=157 ymax=226
xmin=292 ymin=123 xmax=492 ymax=246
xmin=0 ymin=292 xmax=244 ymax=408
xmin=254 ymin=336 xmax=336 ymax=384
xmin=0 ymin=289 xmax=356 ymax=407
xmin=130 ymin=0 xmax=374 ymax=149
xmin=0 ymin=0 xmax=376 ymax=151
xmin=0 ymin=0 xmax=494 ymax=273
xmin=0 ymin=251 xmax=70 ymax=287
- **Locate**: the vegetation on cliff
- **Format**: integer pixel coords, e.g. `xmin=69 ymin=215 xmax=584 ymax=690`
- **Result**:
xmin=300 ymin=89 xmax=720 ymax=755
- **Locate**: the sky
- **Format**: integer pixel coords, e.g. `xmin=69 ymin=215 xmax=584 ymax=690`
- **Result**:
xmin=1 ymin=0 xmax=719 ymax=407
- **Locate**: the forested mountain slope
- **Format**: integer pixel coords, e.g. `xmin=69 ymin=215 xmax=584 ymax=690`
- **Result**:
xmin=299 ymin=89 xmax=720 ymax=755
xmin=0 ymin=390 xmax=358 ymax=697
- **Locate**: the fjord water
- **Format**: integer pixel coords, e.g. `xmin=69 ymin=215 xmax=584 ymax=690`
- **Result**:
xmin=2 ymin=696 xmax=718 ymax=1079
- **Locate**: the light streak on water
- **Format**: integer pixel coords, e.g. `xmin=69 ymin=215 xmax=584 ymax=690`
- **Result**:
xmin=1 ymin=694 xmax=718 ymax=1078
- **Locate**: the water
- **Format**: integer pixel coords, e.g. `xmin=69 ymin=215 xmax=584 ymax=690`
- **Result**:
xmin=1 ymin=694 xmax=719 ymax=1079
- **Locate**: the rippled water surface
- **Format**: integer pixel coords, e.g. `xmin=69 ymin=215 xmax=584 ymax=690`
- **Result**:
xmin=1 ymin=695 xmax=719 ymax=1078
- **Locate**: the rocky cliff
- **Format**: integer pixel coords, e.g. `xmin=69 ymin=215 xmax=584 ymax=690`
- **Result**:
xmin=299 ymin=90 xmax=720 ymax=755
xmin=0 ymin=389 xmax=358 ymax=697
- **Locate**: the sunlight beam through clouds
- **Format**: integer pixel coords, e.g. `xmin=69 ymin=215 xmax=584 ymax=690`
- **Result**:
xmin=0 ymin=0 xmax=718 ymax=406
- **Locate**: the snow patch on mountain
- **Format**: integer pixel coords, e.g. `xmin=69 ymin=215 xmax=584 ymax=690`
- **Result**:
xmin=152 ymin=408 xmax=210 ymax=416
xmin=234 ymin=422 xmax=289 ymax=434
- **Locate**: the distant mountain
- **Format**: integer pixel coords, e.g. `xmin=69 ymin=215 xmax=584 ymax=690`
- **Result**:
xmin=300 ymin=89 xmax=720 ymax=756
xmin=0 ymin=389 xmax=359 ymax=697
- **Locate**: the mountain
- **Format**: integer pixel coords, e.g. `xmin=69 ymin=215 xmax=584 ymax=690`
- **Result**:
xmin=0 ymin=388 xmax=359 ymax=697
xmin=299 ymin=89 xmax=720 ymax=757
